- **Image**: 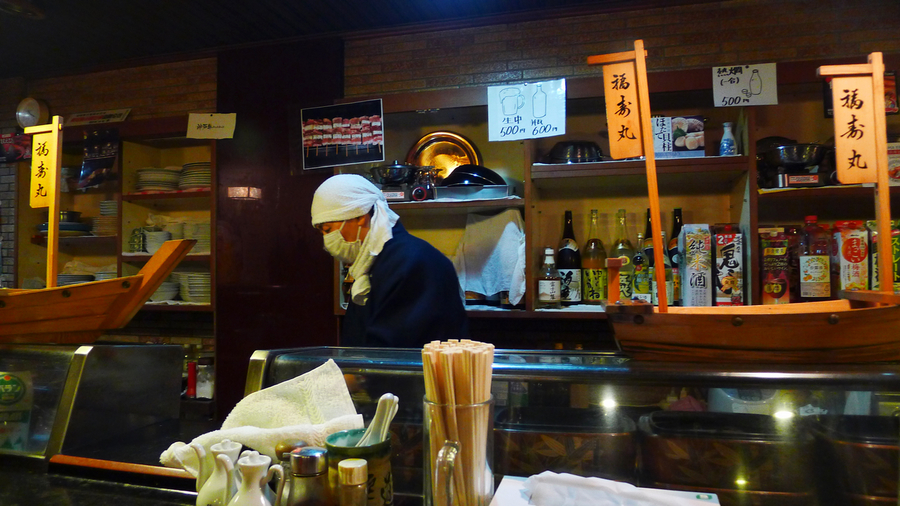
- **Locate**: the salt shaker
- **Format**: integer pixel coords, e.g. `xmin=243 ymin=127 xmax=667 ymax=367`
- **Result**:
xmin=286 ymin=446 xmax=333 ymax=506
xmin=337 ymin=459 xmax=367 ymax=506
xmin=275 ymin=440 xmax=310 ymax=506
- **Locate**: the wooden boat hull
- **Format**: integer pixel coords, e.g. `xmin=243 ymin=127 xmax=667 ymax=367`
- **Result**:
xmin=607 ymin=299 xmax=900 ymax=363
xmin=0 ymin=239 xmax=195 ymax=343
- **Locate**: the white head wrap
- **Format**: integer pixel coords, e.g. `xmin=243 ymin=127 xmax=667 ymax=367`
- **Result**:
xmin=311 ymin=174 xmax=400 ymax=305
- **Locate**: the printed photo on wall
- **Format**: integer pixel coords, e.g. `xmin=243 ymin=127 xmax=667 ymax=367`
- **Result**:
xmin=296 ymin=99 xmax=384 ymax=171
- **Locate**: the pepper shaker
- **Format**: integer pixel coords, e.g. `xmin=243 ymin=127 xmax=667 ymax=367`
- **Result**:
xmin=275 ymin=440 xmax=310 ymax=506
xmin=286 ymin=446 xmax=333 ymax=506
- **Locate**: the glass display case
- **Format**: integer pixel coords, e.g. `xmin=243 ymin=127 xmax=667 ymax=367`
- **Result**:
xmin=246 ymin=347 xmax=900 ymax=506
xmin=0 ymin=343 xmax=184 ymax=465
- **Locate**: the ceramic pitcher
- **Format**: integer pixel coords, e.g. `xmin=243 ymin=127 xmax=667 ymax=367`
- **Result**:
xmin=228 ymin=452 xmax=285 ymax=506
xmin=191 ymin=442 xmax=215 ymax=492
xmin=197 ymin=454 xmax=236 ymax=506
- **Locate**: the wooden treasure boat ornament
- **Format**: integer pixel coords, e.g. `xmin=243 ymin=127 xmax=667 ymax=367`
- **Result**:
xmin=0 ymin=116 xmax=195 ymax=344
xmin=593 ymin=42 xmax=900 ymax=363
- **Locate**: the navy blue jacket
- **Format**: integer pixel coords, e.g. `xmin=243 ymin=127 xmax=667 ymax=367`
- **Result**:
xmin=341 ymin=221 xmax=469 ymax=348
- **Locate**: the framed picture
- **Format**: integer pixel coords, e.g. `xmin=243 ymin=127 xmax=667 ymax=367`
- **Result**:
xmin=295 ymin=99 xmax=384 ymax=171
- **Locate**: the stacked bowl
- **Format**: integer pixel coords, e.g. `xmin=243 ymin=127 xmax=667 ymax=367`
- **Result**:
xmin=179 ymin=162 xmax=211 ymax=189
xmin=179 ymin=272 xmax=211 ymax=303
xmin=93 ymin=200 xmax=118 ymax=236
xmin=149 ymin=281 xmax=180 ymax=302
xmin=144 ymin=230 xmax=172 ymax=254
xmin=136 ymin=166 xmax=180 ymax=191
xmin=184 ymin=222 xmax=211 ymax=253
xmin=58 ymin=274 xmax=94 ymax=286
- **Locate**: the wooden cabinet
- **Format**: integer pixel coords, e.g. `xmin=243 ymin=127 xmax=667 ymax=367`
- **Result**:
xmin=341 ymin=57 xmax=900 ymax=318
xmin=15 ymin=115 xmax=216 ymax=312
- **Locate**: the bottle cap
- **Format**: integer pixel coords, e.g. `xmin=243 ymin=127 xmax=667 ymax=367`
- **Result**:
xmin=805 ymin=215 xmax=817 ymax=223
xmin=275 ymin=440 xmax=309 ymax=462
xmin=290 ymin=446 xmax=328 ymax=476
xmin=338 ymin=458 xmax=368 ymax=486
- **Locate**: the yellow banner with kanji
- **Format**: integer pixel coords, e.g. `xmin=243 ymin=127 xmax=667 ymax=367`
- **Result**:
xmin=603 ymin=61 xmax=643 ymax=159
xmin=831 ymin=76 xmax=878 ymax=184
xmin=28 ymin=122 xmax=60 ymax=208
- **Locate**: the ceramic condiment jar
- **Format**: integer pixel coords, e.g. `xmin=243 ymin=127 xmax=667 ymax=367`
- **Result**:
xmin=197 ymin=454 xmax=236 ymax=506
xmin=228 ymin=452 xmax=285 ymax=506
xmin=191 ymin=442 xmax=215 ymax=492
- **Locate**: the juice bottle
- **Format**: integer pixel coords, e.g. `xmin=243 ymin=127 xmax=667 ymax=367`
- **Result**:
xmin=798 ymin=215 xmax=831 ymax=301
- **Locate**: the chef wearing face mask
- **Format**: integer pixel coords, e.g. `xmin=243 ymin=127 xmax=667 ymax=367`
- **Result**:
xmin=311 ymin=174 xmax=469 ymax=348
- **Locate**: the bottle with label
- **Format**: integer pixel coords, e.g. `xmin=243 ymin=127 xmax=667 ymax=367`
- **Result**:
xmin=668 ymin=208 xmax=683 ymax=306
xmin=798 ymin=215 xmax=832 ymax=301
xmin=632 ymin=232 xmax=651 ymax=302
xmin=582 ymin=209 xmax=607 ymax=304
xmin=651 ymin=231 xmax=675 ymax=306
xmin=558 ymin=210 xmax=582 ymax=305
xmin=612 ymin=209 xmax=636 ymax=300
xmin=643 ymin=207 xmax=654 ymax=271
xmin=719 ymin=122 xmax=737 ymax=156
xmin=536 ymin=246 xmax=562 ymax=309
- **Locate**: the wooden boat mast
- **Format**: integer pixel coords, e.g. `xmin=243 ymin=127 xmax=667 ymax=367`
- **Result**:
xmin=24 ymin=116 xmax=63 ymax=288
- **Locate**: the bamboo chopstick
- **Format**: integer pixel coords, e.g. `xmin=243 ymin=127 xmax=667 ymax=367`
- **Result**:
xmin=423 ymin=339 xmax=494 ymax=506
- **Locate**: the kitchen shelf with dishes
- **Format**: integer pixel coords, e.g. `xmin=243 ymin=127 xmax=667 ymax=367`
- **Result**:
xmin=15 ymin=115 xmax=217 ymax=314
xmin=342 ymin=57 xmax=900 ymax=316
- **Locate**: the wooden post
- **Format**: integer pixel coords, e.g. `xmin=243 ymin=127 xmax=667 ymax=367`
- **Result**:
xmin=589 ymin=40 xmax=668 ymax=311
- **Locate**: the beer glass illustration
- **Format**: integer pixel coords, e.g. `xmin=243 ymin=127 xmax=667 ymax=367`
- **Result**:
xmin=500 ymin=87 xmax=524 ymax=116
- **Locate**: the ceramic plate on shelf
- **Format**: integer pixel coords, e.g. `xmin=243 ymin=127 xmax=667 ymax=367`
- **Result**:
xmin=405 ymin=131 xmax=482 ymax=182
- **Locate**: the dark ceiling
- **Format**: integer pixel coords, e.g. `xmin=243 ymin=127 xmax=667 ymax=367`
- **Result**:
xmin=2 ymin=0 xmax=696 ymax=79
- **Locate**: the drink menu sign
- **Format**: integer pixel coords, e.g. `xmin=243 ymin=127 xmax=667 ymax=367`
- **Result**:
xmin=488 ymin=79 xmax=566 ymax=141
xmin=713 ymin=63 xmax=778 ymax=107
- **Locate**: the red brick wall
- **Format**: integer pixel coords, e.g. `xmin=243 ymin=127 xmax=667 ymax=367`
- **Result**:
xmin=26 ymin=57 xmax=217 ymax=120
xmin=344 ymin=0 xmax=900 ymax=97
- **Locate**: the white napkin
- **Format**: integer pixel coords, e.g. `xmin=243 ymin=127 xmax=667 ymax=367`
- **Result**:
xmin=523 ymin=471 xmax=719 ymax=506
xmin=160 ymin=359 xmax=363 ymax=476
xmin=453 ymin=209 xmax=526 ymax=304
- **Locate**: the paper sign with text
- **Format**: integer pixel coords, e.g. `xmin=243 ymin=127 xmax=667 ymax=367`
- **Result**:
xmin=188 ymin=113 xmax=237 ymax=139
xmin=603 ymin=61 xmax=643 ymax=159
xmin=67 ymin=109 xmax=130 ymax=126
xmin=831 ymin=76 xmax=878 ymax=184
xmin=29 ymin=128 xmax=59 ymax=208
xmin=488 ymin=79 xmax=565 ymax=141
xmin=713 ymin=63 xmax=778 ymax=107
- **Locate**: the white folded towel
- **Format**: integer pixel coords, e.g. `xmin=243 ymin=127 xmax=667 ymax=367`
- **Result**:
xmin=524 ymin=471 xmax=719 ymax=506
xmin=453 ymin=208 xmax=526 ymax=304
xmin=160 ymin=359 xmax=363 ymax=476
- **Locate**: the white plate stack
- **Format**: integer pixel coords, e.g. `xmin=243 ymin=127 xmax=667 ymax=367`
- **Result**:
xmin=136 ymin=166 xmax=181 ymax=191
xmin=57 ymin=274 xmax=94 ymax=286
xmin=179 ymin=162 xmax=211 ymax=189
xmin=179 ymin=272 xmax=211 ymax=303
xmin=92 ymin=201 xmax=118 ymax=236
xmin=144 ymin=230 xmax=172 ymax=254
xmin=184 ymin=222 xmax=211 ymax=253
xmin=93 ymin=272 xmax=117 ymax=281
xmin=149 ymin=281 xmax=180 ymax=301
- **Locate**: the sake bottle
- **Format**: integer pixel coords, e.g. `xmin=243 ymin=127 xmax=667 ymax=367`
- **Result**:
xmin=557 ymin=210 xmax=582 ymax=305
xmin=582 ymin=209 xmax=608 ymax=304
xmin=632 ymin=232 xmax=651 ymax=302
xmin=536 ymin=246 xmax=562 ymax=309
xmin=611 ymin=209 xmax=636 ymax=300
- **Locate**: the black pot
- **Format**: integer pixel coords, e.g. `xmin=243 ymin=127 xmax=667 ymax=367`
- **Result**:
xmin=370 ymin=160 xmax=418 ymax=185
xmin=439 ymin=164 xmax=505 ymax=186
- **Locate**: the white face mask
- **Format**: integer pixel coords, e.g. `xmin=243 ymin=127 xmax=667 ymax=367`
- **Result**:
xmin=323 ymin=221 xmax=362 ymax=265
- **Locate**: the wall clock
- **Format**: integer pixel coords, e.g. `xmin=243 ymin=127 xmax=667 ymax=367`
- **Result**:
xmin=16 ymin=97 xmax=49 ymax=128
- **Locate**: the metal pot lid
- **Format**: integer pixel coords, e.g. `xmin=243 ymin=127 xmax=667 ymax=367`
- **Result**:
xmin=376 ymin=160 xmax=418 ymax=170
xmin=405 ymin=131 xmax=482 ymax=182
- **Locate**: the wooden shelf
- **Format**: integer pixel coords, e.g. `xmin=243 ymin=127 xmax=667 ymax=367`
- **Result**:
xmin=758 ymin=185 xmax=900 ymax=200
xmin=466 ymin=307 xmax=608 ymax=319
xmin=531 ymin=156 xmax=749 ymax=180
xmin=389 ymin=197 xmax=524 ymax=214
xmin=123 ymin=189 xmax=211 ymax=201
xmin=142 ymin=303 xmax=213 ymax=312
xmin=122 ymin=253 xmax=211 ymax=262
xmin=30 ymin=234 xmax=117 ymax=247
